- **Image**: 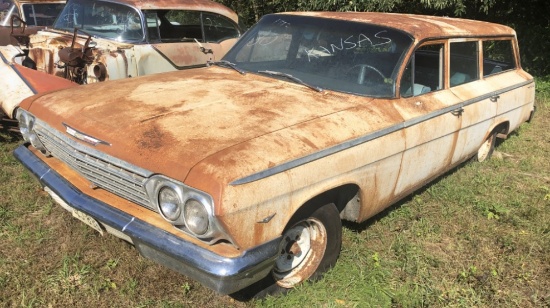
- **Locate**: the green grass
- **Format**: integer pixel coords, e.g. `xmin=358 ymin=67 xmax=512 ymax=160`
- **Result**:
xmin=1 ymin=80 xmax=549 ymax=307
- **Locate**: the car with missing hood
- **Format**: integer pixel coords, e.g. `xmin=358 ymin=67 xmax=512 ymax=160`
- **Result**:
xmin=0 ymin=0 xmax=242 ymax=121
xmin=14 ymin=12 xmax=535 ymax=296
xmin=0 ymin=0 xmax=65 ymax=46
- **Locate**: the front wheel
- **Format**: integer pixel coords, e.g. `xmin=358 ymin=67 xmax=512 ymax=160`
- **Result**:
xmin=273 ymin=203 xmax=342 ymax=288
xmin=231 ymin=203 xmax=342 ymax=299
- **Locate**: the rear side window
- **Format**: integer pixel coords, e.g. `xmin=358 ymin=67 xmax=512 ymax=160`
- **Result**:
xmin=151 ymin=10 xmax=240 ymax=43
xmin=203 ymin=13 xmax=240 ymax=42
xmin=450 ymin=41 xmax=479 ymax=87
xmin=482 ymin=39 xmax=516 ymax=77
xmin=161 ymin=11 xmax=203 ymax=42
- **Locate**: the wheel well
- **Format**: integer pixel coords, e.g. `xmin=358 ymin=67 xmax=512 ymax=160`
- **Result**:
xmin=286 ymin=184 xmax=359 ymax=230
xmin=493 ymin=121 xmax=510 ymax=138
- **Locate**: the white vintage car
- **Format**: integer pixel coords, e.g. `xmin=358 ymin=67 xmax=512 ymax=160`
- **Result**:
xmin=0 ymin=0 xmax=241 ymax=120
xmin=14 ymin=12 xmax=535 ymax=296
xmin=0 ymin=0 xmax=65 ymax=46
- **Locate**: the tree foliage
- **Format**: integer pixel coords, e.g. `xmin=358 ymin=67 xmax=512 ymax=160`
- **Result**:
xmin=218 ymin=0 xmax=549 ymax=76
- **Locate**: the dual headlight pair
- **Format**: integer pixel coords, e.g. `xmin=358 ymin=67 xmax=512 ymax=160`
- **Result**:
xmin=145 ymin=177 xmax=221 ymax=240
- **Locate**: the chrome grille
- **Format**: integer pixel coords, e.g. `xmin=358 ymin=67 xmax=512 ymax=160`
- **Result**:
xmin=34 ymin=121 xmax=156 ymax=212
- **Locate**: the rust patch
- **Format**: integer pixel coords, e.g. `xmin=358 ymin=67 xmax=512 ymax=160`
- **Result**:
xmin=137 ymin=125 xmax=168 ymax=150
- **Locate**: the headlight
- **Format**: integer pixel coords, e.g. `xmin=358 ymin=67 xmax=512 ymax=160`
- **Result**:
xmin=184 ymin=199 xmax=209 ymax=236
xmin=158 ymin=186 xmax=183 ymax=222
xmin=16 ymin=109 xmax=33 ymax=142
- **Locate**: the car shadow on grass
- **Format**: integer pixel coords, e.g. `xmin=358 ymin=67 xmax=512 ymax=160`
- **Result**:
xmin=0 ymin=127 xmax=22 ymax=143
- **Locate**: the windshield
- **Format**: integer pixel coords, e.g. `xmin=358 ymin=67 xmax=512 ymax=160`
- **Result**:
xmin=0 ymin=0 xmax=19 ymax=26
xmin=54 ymin=0 xmax=144 ymax=42
xmin=222 ymin=14 xmax=413 ymax=97
xmin=22 ymin=3 xmax=65 ymax=26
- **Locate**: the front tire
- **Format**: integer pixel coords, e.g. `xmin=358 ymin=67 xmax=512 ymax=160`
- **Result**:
xmin=272 ymin=203 xmax=342 ymax=289
xmin=232 ymin=203 xmax=342 ymax=299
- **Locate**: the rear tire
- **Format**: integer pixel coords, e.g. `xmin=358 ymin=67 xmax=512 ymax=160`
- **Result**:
xmin=476 ymin=132 xmax=496 ymax=162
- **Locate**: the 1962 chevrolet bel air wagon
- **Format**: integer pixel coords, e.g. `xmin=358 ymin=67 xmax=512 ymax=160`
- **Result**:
xmin=0 ymin=0 xmax=241 ymax=120
xmin=14 ymin=12 xmax=535 ymax=295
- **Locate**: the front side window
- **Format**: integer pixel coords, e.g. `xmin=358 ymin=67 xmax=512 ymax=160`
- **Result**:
xmin=22 ymin=3 xmax=65 ymax=26
xmin=54 ymin=0 xmax=144 ymax=42
xmin=400 ymin=43 xmax=444 ymax=97
xmin=482 ymin=39 xmax=516 ymax=76
xmin=450 ymin=41 xmax=479 ymax=87
xmin=0 ymin=0 xmax=19 ymax=27
xmin=223 ymin=14 xmax=414 ymax=97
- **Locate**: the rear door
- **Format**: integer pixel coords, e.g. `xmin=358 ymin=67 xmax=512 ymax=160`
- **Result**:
xmin=149 ymin=10 xmax=240 ymax=70
xmin=447 ymin=39 xmax=499 ymax=163
xmin=394 ymin=42 xmax=463 ymax=195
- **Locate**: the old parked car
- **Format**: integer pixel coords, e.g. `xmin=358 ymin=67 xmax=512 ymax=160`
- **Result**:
xmin=14 ymin=12 xmax=535 ymax=296
xmin=0 ymin=0 xmax=242 ymax=120
xmin=0 ymin=0 xmax=65 ymax=46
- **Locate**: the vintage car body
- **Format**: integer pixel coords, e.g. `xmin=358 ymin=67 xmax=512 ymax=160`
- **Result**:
xmin=0 ymin=0 xmax=241 ymax=119
xmin=14 ymin=12 xmax=535 ymax=295
xmin=0 ymin=0 xmax=65 ymax=46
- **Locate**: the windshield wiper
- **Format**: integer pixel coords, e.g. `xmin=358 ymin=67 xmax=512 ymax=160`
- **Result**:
xmin=209 ymin=60 xmax=246 ymax=75
xmin=257 ymin=70 xmax=323 ymax=92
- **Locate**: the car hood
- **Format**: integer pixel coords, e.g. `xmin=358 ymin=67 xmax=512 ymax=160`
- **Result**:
xmin=22 ymin=66 xmax=386 ymax=193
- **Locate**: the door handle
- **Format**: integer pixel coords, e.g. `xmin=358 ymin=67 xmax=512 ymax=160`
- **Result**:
xmin=451 ymin=107 xmax=464 ymax=117
xmin=490 ymin=94 xmax=500 ymax=102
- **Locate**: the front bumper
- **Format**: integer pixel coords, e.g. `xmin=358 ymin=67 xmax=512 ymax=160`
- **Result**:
xmin=14 ymin=144 xmax=280 ymax=294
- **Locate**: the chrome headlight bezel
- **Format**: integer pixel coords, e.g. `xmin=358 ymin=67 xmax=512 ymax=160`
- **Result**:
xmin=16 ymin=109 xmax=49 ymax=155
xmin=145 ymin=175 xmax=231 ymax=244
xmin=16 ymin=108 xmax=34 ymax=142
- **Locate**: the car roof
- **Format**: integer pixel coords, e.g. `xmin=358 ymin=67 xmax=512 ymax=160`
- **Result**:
xmin=281 ymin=12 xmax=516 ymax=39
xmin=105 ymin=0 xmax=238 ymax=23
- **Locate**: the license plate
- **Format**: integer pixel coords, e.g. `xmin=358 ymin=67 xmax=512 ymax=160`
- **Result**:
xmin=72 ymin=208 xmax=104 ymax=235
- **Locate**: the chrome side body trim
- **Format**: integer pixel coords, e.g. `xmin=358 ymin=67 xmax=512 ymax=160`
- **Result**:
xmin=231 ymin=80 xmax=534 ymax=185
xmin=14 ymin=144 xmax=279 ymax=294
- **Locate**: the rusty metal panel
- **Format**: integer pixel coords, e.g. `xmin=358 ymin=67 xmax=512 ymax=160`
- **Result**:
xmin=284 ymin=12 xmax=516 ymax=40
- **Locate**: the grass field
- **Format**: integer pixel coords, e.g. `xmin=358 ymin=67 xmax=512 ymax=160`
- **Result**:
xmin=1 ymin=81 xmax=548 ymax=307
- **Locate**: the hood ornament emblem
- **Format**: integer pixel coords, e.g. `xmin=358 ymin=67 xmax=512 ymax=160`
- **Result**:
xmin=63 ymin=123 xmax=111 ymax=146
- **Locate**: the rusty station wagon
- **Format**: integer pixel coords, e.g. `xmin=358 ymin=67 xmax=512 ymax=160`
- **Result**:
xmin=0 ymin=0 xmax=241 ymax=120
xmin=0 ymin=0 xmax=65 ymax=46
xmin=14 ymin=12 xmax=535 ymax=295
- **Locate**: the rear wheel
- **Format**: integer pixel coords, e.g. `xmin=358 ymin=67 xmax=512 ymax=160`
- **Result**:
xmin=476 ymin=132 xmax=496 ymax=162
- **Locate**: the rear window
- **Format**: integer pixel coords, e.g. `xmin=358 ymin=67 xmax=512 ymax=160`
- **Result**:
xmin=482 ymin=39 xmax=516 ymax=77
